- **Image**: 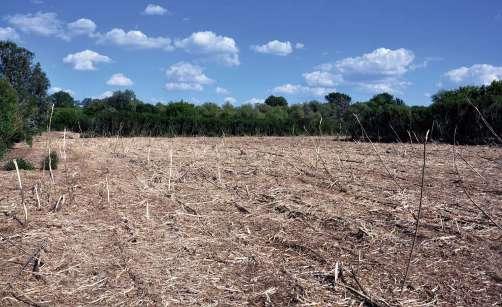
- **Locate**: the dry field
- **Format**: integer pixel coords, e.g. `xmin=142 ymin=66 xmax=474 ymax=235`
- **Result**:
xmin=1 ymin=133 xmax=501 ymax=306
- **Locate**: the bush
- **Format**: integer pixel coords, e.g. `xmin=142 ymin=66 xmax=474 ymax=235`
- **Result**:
xmin=42 ymin=151 xmax=59 ymax=170
xmin=0 ymin=79 xmax=23 ymax=158
xmin=3 ymin=158 xmax=35 ymax=171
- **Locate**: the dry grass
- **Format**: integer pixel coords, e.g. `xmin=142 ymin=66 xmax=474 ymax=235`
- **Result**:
xmin=0 ymin=133 xmax=501 ymax=306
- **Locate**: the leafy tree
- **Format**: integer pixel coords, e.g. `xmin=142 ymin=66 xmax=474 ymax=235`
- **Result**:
xmin=0 ymin=79 xmax=22 ymax=157
xmin=325 ymin=92 xmax=352 ymax=118
xmin=50 ymin=91 xmax=75 ymax=108
xmin=264 ymin=95 xmax=288 ymax=107
xmin=0 ymin=41 xmax=50 ymax=133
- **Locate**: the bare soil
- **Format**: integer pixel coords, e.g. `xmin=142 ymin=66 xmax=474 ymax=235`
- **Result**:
xmin=1 ymin=133 xmax=501 ymax=306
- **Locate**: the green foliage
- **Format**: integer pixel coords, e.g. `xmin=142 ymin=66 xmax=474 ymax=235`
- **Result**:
xmin=50 ymin=91 xmax=75 ymax=108
xmin=3 ymin=158 xmax=35 ymax=171
xmin=0 ymin=78 xmax=22 ymax=158
xmin=0 ymin=41 xmax=50 ymax=149
xmin=264 ymin=95 xmax=288 ymax=107
xmin=2 ymin=41 xmax=501 ymax=145
xmin=42 ymin=151 xmax=59 ymax=170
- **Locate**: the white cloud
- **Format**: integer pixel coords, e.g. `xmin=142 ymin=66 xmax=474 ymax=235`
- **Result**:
xmin=175 ymin=31 xmax=239 ymax=66
xmin=273 ymin=83 xmax=303 ymax=94
xmin=165 ymin=83 xmax=203 ymax=91
xmin=244 ymin=98 xmax=264 ymax=104
xmin=252 ymin=40 xmax=293 ymax=56
xmin=335 ymin=48 xmax=415 ymax=77
xmin=216 ymin=86 xmax=230 ymax=95
xmin=143 ymin=4 xmax=168 ymax=15
xmin=6 ymin=12 xmax=98 ymax=40
xmin=49 ymin=87 xmax=74 ymax=96
xmin=330 ymin=48 xmax=415 ymax=94
xmin=63 ymin=49 xmax=111 ymax=71
xmin=273 ymin=83 xmax=334 ymax=97
xmin=224 ymin=97 xmax=236 ymax=104
xmin=107 ymin=73 xmax=133 ymax=86
xmin=96 ymin=90 xmax=113 ymax=99
xmin=274 ymin=48 xmax=416 ymax=97
xmin=303 ymin=71 xmax=342 ymax=87
xmin=444 ymin=64 xmax=502 ymax=85
xmin=67 ymin=18 xmax=96 ymax=36
xmin=99 ymin=28 xmax=172 ymax=50
xmin=165 ymin=62 xmax=214 ymax=91
xmin=357 ymin=79 xmax=411 ymax=94
xmin=314 ymin=63 xmax=334 ymax=71
xmin=295 ymin=42 xmax=304 ymax=49
xmin=0 ymin=27 xmax=20 ymax=41
xmin=6 ymin=12 xmax=66 ymax=39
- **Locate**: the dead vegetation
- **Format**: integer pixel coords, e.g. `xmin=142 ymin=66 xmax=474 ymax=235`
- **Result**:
xmin=0 ymin=133 xmax=501 ymax=306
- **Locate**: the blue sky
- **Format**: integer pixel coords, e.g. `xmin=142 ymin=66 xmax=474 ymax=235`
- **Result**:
xmin=1 ymin=0 xmax=501 ymax=105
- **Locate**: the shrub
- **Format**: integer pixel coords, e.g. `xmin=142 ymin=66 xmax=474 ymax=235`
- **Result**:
xmin=42 ymin=151 xmax=59 ymax=170
xmin=3 ymin=158 xmax=35 ymax=171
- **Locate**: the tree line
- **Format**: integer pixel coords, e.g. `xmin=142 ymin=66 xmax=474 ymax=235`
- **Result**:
xmin=1 ymin=41 xmax=501 ymax=158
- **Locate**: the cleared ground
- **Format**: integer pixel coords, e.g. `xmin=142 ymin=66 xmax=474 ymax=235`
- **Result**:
xmin=1 ymin=133 xmax=501 ymax=306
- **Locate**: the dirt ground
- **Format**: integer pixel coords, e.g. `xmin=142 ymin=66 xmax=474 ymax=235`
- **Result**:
xmin=1 ymin=133 xmax=501 ymax=306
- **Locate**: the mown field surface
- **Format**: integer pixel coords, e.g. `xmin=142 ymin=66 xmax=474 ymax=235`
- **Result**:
xmin=1 ymin=133 xmax=501 ymax=306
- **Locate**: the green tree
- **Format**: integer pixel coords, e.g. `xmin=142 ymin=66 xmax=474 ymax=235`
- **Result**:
xmin=0 ymin=79 xmax=22 ymax=157
xmin=50 ymin=91 xmax=76 ymax=108
xmin=0 ymin=41 xmax=50 ymax=131
xmin=325 ymin=92 xmax=352 ymax=118
xmin=264 ymin=95 xmax=288 ymax=107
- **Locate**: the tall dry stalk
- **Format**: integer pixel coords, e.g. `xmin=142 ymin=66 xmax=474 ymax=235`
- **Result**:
xmin=401 ymin=130 xmax=429 ymax=291
xmin=466 ymin=97 xmax=502 ymax=144
xmin=13 ymin=160 xmax=28 ymax=225
xmin=353 ymin=114 xmax=403 ymax=191
xmin=34 ymin=184 xmax=41 ymax=210
xmin=453 ymin=128 xmax=502 ymax=231
xmin=168 ymin=149 xmax=173 ymax=191
xmin=47 ymin=104 xmax=55 ymax=183
xmin=105 ymin=176 xmax=110 ymax=205
xmin=215 ymin=145 xmax=222 ymax=184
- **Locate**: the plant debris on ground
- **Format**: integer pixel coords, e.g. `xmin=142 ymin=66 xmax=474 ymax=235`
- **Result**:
xmin=0 ymin=133 xmax=501 ymax=306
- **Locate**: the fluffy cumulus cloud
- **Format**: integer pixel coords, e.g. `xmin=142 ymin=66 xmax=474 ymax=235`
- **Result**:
xmin=314 ymin=63 xmax=334 ymax=72
xmin=273 ymin=83 xmax=334 ymax=97
xmin=96 ymin=90 xmax=114 ymax=99
xmin=251 ymin=40 xmax=304 ymax=56
xmin=6 ymin=11 xmax=66 ymax=38
xmin=143 ymin=4 xmax=168 ymax=15
xmin=302 ymin=71 xmax=342 ymax=87
xmin=335 ymin=48 xmax=415 ymax=77
xmin=63 ymin=50 xmax=111 ymax=71
xmin=224 ymin=97 xmax=236 ymax=104
xmin=107 ymin=73 xmax=133 ymax=86
xmin=99 ymin=28 xmax=173 ymax=50
xmin=67 ymin=18 xmax=96 ymax=36
xmin=175 ymin=31 xmax=239 ymax=66
xmin=49 ymin=87 xmax=74 ymax=96
xmin=0 ymin=27 xmax=20 ymax=41
xmin=165 ymin=62 xmax=214 ymax=91
xmin=252 ymin=40 xmax=293 ymax=56
xmin=6 ymin=12 xmax=98 ymax=40
xmin=244 ymin=98 xmax=264 ymax=104
xmin=444 ymin=64 xmax=502 ymax=85
xmin=216 ymin=86 xmax=230 ymax=95
xmin=303 ymin=48 xmax=416 ymax=94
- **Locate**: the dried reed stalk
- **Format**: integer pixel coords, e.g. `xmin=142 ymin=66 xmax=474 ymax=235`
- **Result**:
xmin=353 ymin=114 xmax=403 ymax=191
xmin=453 ymin=128 xmax=502 ymax=231
xmin=47 ymin=104 xmax=55 ymax=183
xmin=13 ymin=160 xmax=28 ymax=225
xmin=466 ymin=97 xmax=502 ymax=144
xmin=401 ymin=129 xmax=429 ymax=291
xmin=168 ymin=149 xmax=173 ymax=191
